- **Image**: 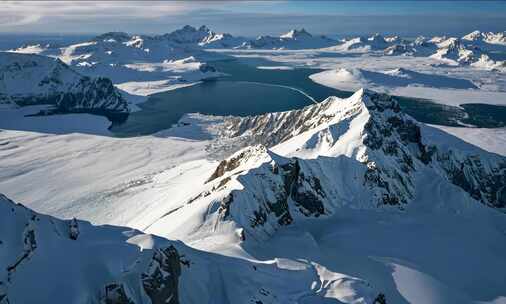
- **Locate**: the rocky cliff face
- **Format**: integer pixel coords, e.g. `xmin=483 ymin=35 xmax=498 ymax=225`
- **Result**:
xmin=180 ymin=89 xmax=506 ymax=240
xmin=215 ymin=89 xmax=506 ymax=211
xmin=103 ymin=245 xmax=181 ymax=304
xmin=0 ymin=52 xmax=129 ymax=122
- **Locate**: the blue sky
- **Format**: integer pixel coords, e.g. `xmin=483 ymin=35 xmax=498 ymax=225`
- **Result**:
xmin=1 ymin=1 xmax=505 ymax=37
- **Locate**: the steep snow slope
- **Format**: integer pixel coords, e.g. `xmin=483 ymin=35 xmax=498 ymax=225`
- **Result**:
xmin=159 ymin=90 xmax=505 ymax=241
xmin=0 ymin=52 xmax=128 ymax=120
xmin=144 ymin=89 xmax=506 ymax=304
xmin=0 ymin=193 xmax=384 ymax=304
xmin=431 ymin=125 xmax=506 ymax=156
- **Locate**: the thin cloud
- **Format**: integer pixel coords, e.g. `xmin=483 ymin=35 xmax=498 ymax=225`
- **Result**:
xmin=0 ymin=1 xmax=223 ymax=28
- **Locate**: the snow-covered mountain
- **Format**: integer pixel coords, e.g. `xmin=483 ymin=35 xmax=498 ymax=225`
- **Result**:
xmin=325 ymin=34 xmax=398 ymax=53
xmin=153 ymin=89 xmax=505 ymax=243
xmin=0 ymin=52 xmax=128 ymax=121
xmin=2 ymin=88 xmax=506 ymax=303
xmin=61 ymin=30 xmax=220 ymax=66
xmin=162 ymin=25 xmax=213 ymax=44
xmin=379 ymin=31 xmax=506 ymax=69
xmin=11 ymin=25 xmax=237 ymax=64
xmin=239 ymin=28 xmax=337 ymax=50
xmin=161 ymin=25 xmax=245 ymax=48
xmin=462 ymin=30 xmax=506 ymax=45
xmin=428 ymin=36 xmax=506 ymax=69
xmin=0 ymin=193 xmax=385 ymax=303
xmin=2 ymin=26 xmax=506 ymax=304
xmin=8 ymin=26 xmax=225 ymax=86
xmin=200 ymin=32 xmax=246 ymax=49
xmin=430 ymin=38 xmax=479 ymax=64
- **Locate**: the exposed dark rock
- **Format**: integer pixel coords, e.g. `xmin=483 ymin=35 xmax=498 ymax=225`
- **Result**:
xmin=282 ymin=160 xmax=325 ymax=216
xmin=219 ymin=194 xmax=233 ymax=218
xmin=1 ymin=53 xmax=129 ymax=123
xmin=0 ymin=282 xmax=8 ymax=304
xmin=220 ymin=96 xmax=363 ymax=148
xmin=363 ymin=91 xmax=506 ymax=210
xmin=373 ymin=293 xmax=387 ymax=304
xmin=251 ymin=208 xmax=269 ymax=228
xmin=7 ymin=215 xmax=37 ymax=280
xmin=141 ymin=245 xmax=181 ymax=304
xmin=58 ymin=77 xmax=127 ymax=113
xmin=216 ymin=177 xmax=231 ymax=189
xmin=207 ymin=149 xmax=251 ymax=182
xmin=437 ymin=153 xmax=506 ymax=209
xmin=104 ymin=283 xmax=134 ymax=304
xmin=199 ymin=63 xmax=216 ymax=73
xmin=68 ymin=218 xmax=79 ymax=240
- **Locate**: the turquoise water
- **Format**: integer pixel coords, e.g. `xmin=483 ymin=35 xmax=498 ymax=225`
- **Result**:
xmin=112 ymin=80 xmax=315 ymax=136
xmin=112 ymin=58 xmax=506 ymax=136
xmin=112 ymin=59 xmax=344 ymax=136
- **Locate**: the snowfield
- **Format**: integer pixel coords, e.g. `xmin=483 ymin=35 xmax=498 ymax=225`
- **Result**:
xmin=1 ymin=27 xmax=506 ymax=304
xmin=2 ymin=88 xmax=506 ymax=304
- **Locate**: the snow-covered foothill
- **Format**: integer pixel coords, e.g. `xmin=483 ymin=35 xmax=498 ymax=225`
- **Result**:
xmin=309 ymin=67 xmax=480 ymax=100
xmin=0 ymin=52 xmax=129 ymax=120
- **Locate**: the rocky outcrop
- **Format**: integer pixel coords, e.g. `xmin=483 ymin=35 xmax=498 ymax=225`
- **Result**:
xmin=206 ymin=89 xmax=506 ymax=213
xmin=162 ymin=25 xmax=212 ymax=45
xmin=0 ymin=194 xmax=183 ymax=304
xmin=141 ymin=246 xmax=181 ymax=304
xmin=55 ymin=76 xmax=129 ymax=122
xmin=68 ymin=218 xmax=79 ymax=240
xmin=102 ymin=246 xmax=182 ymax=304
xmin=433 ymin=150 xmax=506 ymax=209
xmin=0 ymin=282 xmax=8 ymax=304
xmin=218 ymin=95 xmax=363 ymax=148
xmin=104 ymin=283 xmax=134 ymax=304
xmin=6 ymin=213 xmax=37 ymax=282
xmin=203 ymin=146 xmax=335 ymax=239
xmin=0 ymin=52 xmax=129 ymax=122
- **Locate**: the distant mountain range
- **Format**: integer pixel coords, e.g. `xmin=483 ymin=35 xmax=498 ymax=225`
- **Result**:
xmin=1 ymin=26 xmax=506 ymax=303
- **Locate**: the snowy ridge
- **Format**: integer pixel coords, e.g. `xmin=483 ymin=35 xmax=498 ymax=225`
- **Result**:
xmin=153 ymin=89 xmax=505 ymax=243
xmin=0 ymin=193 xmax=384 ymax=304
xmin=0 ymin=52 xmax=128 ymax=120
xmin=387 ymin=32 xmax=506 ymax=69
xmin=326 ymin=34 xmax=392 ymax=52
xmin=239 ymin=28 xmax=337 ymax=50
xmin=463 ymin=30 xmax=506 ymax=45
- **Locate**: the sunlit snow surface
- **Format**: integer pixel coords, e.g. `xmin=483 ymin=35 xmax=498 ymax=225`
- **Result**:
xmin=1 ymin=28 xmax=506 ymax=303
